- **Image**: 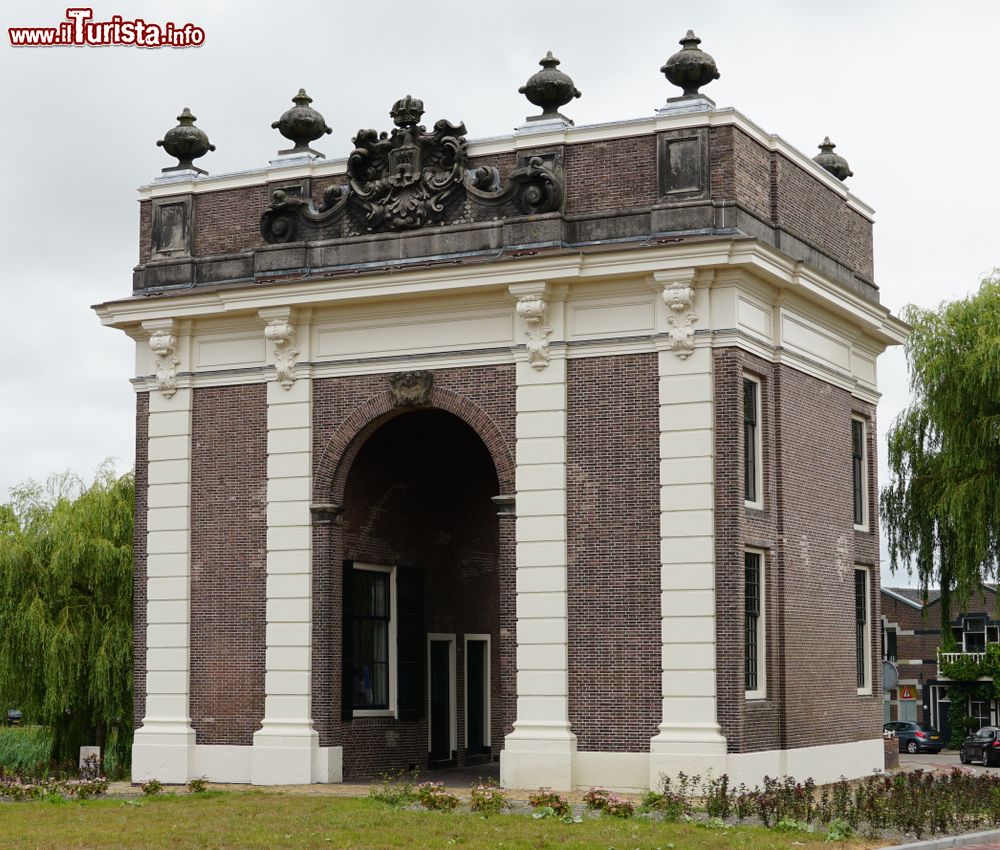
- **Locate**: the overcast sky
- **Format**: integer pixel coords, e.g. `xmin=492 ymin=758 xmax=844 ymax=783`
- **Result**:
xmin=2 ymin=0 xmax=997 ymax=587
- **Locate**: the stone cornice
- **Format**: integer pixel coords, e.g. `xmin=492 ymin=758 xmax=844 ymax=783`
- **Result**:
xmin=97 ymin=240 xmax=907 ymax=347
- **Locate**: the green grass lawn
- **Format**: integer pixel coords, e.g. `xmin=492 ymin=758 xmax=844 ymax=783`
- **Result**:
xmin=0 ymin=791 xmax=884 ymax=849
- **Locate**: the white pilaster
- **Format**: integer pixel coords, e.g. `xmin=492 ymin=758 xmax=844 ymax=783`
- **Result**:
xmin=501 ymin=282 xmax=577 ymax=790
xmin=648 ymin=272 xmax=726 ymax=787
xmin=133 ymin=319 xmax=196 ymax=783
xmin=252 ymin=308 xmax=341 ymax=784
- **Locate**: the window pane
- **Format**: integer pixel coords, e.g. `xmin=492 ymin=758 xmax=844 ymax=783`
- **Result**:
xmin=852 ymin=420 xmax=864 ymax=525
xmin=350 ymin=569 xmax=390 ymax=709
xmin=744 ymin=380 xmax=758 ymax=503
xmin=745 ymin=552 xmax=761 ymax=692
xmin=354 ymin=571 xmax=388 ymax=616
xmin=855 ymin=570 xmax=867 ymax=688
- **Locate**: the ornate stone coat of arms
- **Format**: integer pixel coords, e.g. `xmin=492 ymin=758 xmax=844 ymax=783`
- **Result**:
xmin=261 ymin=96 xmax=563 ymax=243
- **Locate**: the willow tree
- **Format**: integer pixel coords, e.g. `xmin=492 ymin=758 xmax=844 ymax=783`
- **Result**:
xmin=882 ymin=274 xmax=1000 ymax=629
xmin=0 ymin=465 xmax=133 ymax=769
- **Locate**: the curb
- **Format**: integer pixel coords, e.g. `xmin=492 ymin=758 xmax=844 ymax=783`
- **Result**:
xmin=883 ymin=829 xmax=1000 ymax=849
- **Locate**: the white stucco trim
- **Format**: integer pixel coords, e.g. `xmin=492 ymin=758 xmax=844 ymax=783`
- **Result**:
xmin=648 ymin=272 xmax=727 ymax=788
xmin=501 ymin=281 xmax=577 ymax=790
xmin=132 ymin=374 xmax=196 ymax=785
xmin=504 ymin=739 xmax=885 ymax=793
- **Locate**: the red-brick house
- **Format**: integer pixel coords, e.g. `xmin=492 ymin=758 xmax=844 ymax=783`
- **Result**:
xmin=95 ymin=40 xmax=906 ymax=789
xmin=882 ymin=585 xmax=1000 ymax=740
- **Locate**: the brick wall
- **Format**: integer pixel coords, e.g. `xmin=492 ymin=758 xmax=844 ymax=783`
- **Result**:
xmin=139 ymin=124 xmax=873 ymax=286
xmin=564 ymin=135 xmax=658 ymax=215
xmin=714 ymin=349 xmax=882 ymax=753
xmin=189 ymin=384 xmax=267 ymax=746
xmin=311 ymin=366 xmax=516 ymax=778
xmin=133 ymin=392 xmax=148 ymax=732
xmin=881 ymin=592 xmax=939 ymax=723
xmin=566 ymin=353 xmax=661 ymax=751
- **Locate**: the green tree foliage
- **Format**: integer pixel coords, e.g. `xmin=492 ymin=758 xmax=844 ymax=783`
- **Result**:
xmin=882 ymin=274 xmax=1000 ymax=626
xmin=0 ymin=464 xmax=133 ymax=769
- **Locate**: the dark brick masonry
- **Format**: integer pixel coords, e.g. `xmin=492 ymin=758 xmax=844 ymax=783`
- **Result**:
xmin=189 ymin=384 xmax=267 ymax=746
xmin=567 ymin=353 xmax=661 ymax=751
xmin=714 ymin=349 xmax=881 ymax=754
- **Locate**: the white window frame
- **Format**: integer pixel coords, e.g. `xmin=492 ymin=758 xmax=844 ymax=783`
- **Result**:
xmin=745 ymin=548 xmax=766 ymax=700
xmin=744 ymin=374 xmax=763 ymax=510
xmin=352 ymin=563 xmax=398 ymax=718
xmin=963 ymin=617 xmax=987 ymax=653
xmin=426 ymin=633 xmax=457 ymax=755
xmin=463 ymin=633 xmax=491 ymax=749
xmin=852 ymin=416 xmax=869 ymax=531
xmin=856 ymin=565 xmax=873 ymax=696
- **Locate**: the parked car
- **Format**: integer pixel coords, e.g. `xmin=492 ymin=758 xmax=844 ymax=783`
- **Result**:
xmin=883 ymin=721 xmax=944 ymax=754
xmin=960 ymin=726 xmax=1000 ymax=767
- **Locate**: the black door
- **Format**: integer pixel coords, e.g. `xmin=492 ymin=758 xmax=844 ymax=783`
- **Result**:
xmin=429 ymin=640 xmax=452 ymax=765
xmin=466 ymin=640 xmax=488 ymax=762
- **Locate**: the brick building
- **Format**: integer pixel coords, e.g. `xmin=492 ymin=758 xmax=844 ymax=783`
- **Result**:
xmin=95 ymin=41 xmax=906 ymax=789
xmin=882 ymin=586 xmax=1000 ymax=739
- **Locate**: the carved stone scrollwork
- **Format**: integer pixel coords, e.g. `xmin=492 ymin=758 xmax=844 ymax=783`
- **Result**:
xmin=389 ymin=370 xmax=434 ymax=406
xmin=661 ymin=281 xmax=698 ymax=358
xmin=148 ymin=329 xmax=180 ymax=397
xmin=516 ymin=294 xmax=552 ymax=370
xmin=259 ymin=97 xmax=564 ymax=243
xmin=264 ymin=318 xmax=299 ymax=389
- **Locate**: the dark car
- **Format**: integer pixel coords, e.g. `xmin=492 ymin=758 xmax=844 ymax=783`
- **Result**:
xmin=960 ymin=726 xmax=1000 ymax=766
xmin=884 ymin=721 xmax=945 ymax=754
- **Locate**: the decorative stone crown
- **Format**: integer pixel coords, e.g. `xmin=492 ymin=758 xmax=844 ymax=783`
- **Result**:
xmin=272 ymin=89 xmax=332 ymax=158
xmin=390 ymin=95 xmax=425 ymax=128
xmin=519 ymin=51 xmax=581 ymax=124
xmin=156 ymin=108 xmax=215 ymax=175
xmin=661 ymin=30 xmax=720 ymax=101
xmin=813 ymin=137 xmax=853 ymax=181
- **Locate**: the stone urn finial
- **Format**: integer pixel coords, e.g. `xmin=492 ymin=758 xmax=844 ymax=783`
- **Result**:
xmin=519 ymin=51 xmax=581 ymax=124
xmin=156 ymin=107 xmax=215 ymax=175
xmin=272 ymin=88 xmax=332 ymax=158
xmin=813 ymin=136 xmax=853 ymax=181
xmin=661 ymin=30 xmax=720 ymax=101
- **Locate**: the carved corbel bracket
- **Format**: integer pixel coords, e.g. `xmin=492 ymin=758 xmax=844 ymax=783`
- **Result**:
xmin=144 ymin=320 xmax=180 ymax=397
xmin=514 ymin=292 xmax=552 ymax=370
xmin=650 ymin=272 xmax=701 ymax=359
xmin=260 ymin=309 xmax=299 ymax=389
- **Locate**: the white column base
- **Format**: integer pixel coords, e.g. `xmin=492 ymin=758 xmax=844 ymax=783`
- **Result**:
xmin=500 ymin=722 xmax=577 ymax=790
xmin=648 ymin=722 xmax=727 ymax=788
xmin=251 ymin=723 xmax=342 ymax=785
xmin=132 ymin=723 xmax=196 ymax=784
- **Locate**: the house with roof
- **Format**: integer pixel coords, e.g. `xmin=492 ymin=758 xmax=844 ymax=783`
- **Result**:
xmin=94 ymin=35 xmax=907 ymax=789
xmin=881 ymin=585 xmax=999 ymax=742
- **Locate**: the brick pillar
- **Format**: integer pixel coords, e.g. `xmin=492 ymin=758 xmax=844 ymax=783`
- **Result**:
xmin=251 ymin=308 xmax=342 ymax=784
xmin=132 ymin=319 xmax=196 ymax=783
xmin=648 ymin=272 xmax=727 ymax=786
xmin=500 ymin=282 xmax=577 ymax=790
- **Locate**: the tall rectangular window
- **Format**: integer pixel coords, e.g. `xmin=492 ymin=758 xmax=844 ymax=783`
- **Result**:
xmin=855 ymin=567 xmax=871 ymax=693
xmin=745 ymin=550 xmax=765 ymax=698
xmin=852 ymin=418 xmax=867 ymax=528
xmin=744 ymin=377 xmax=761 ymax=506
xmin=348 ymin=565 xmax=396 ymax=713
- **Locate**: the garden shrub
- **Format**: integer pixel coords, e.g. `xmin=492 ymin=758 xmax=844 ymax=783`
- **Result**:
xmin=0 ymin=727 xmax=53 ymax=774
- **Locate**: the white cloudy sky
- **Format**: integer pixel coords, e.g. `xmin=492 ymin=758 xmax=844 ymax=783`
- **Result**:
xmin=1 ymin=0 xmax=997 ymax=587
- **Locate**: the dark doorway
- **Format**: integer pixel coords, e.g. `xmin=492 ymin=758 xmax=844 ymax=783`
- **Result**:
xmin=466 ymin=638 xmax=489 ymax=763
xmin=429 ymin=639 xmax=453 ymax=766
